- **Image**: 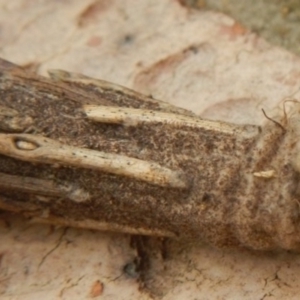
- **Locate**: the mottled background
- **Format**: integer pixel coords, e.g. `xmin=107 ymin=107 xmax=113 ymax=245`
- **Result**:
xmin=1 ymin=1 xmax=300 ymax=299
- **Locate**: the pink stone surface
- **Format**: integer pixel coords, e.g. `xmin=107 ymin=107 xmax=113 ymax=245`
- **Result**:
xmin=1 ymin=1 xmax=300 ymax=299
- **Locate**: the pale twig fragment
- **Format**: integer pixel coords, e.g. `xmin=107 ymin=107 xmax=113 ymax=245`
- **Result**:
xmin=84 ymin=105 xmax=245 ymax=135
xmin=48 ymin=69 xmax=197 ymax=116
xmin=30 ymin=215 xmax=176 ymax=237
xmin=0 ymin=172 xmax=90 ymax=202
xmin=0 ymin=134 xmax=188 ymax=189
xmin=253 ymin=170 xmax=276 ymax=178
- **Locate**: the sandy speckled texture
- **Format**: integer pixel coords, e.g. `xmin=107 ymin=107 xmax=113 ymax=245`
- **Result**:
xmin=1 ymin=0 xmax=300 ymax=299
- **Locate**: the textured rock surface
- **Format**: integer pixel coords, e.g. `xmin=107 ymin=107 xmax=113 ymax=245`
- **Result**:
xmin=1 ymin=0 xmax=300 ymax=299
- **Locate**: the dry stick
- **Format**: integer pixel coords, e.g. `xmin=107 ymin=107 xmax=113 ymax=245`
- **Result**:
xmin=0 ymin=134 xmax=187 ymax=189
xmin=1 ymin=57 xmax=300 ymax=251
